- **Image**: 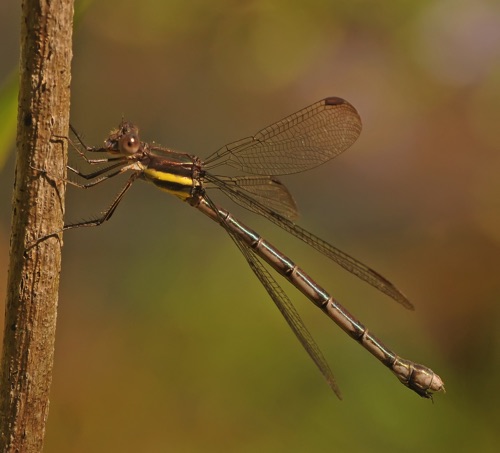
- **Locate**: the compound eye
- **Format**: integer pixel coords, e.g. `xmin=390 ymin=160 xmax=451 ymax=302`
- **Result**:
xmin=119 ymin=134 xmax=140 ymax=154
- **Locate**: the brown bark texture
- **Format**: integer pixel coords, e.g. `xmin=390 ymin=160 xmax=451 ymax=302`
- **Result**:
xmin=0 ymin=0 xmax=74 ymax=451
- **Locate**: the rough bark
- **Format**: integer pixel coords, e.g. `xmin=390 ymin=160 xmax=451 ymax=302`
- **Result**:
xmin=0 ymin=0 xmax=74 ymax=451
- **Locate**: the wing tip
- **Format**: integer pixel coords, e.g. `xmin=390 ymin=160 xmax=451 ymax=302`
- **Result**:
xmin=324 ymin=96 xmax=347 ymax=106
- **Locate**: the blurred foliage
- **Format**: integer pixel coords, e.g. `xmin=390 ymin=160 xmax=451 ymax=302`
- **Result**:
xmin=0 ymin=71 xmax=18 ymax=169
xmin=0 ymin=0 xmax=93 ymax=169
xmin=1 ymin=0 xmax=500 ymax=452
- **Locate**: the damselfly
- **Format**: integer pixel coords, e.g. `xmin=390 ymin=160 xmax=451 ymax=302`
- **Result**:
xmin=56 ymin=97 xmax=444 ymax=399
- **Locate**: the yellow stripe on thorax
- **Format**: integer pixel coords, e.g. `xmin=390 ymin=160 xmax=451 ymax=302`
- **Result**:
xmin=144 ymin=168 xmax=194 ymax=200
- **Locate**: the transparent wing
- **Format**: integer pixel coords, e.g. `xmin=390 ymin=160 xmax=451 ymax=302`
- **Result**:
xmin=203 ymin=194 xmax=341 ymax=398
xmin=208 ymin=175 xmax=299 ymax=220
xmin=204 ymin=97 xmax=362 ymax=176
xmin=238 ymin=240 xmax=341 ymax=398
xmin=206 ymin=174 xmax=413 ymax=309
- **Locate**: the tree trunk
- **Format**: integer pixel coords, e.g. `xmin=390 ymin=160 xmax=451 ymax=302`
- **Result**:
xmin=0 ymin=0 xmax=74 ymax=451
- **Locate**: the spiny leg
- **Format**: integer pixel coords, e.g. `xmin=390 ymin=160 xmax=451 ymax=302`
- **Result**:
xmin=64 ymin=172 xmax=140 ymax=230
xmin=66 ymin=160 xmax=131 ymax=188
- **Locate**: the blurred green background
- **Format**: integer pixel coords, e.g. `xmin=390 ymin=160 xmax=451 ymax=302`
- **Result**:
xmin=1 ymin=0 xmax=500 ymax=452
